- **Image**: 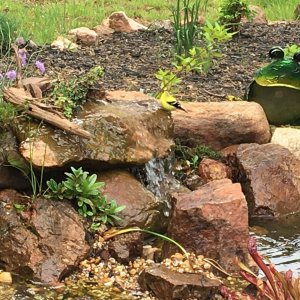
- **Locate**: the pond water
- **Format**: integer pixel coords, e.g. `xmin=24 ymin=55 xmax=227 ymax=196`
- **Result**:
xmin=250 ymin=212 xmax=300 ymax=274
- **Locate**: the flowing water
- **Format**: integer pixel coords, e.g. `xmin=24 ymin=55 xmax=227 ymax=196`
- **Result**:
xmin=250 ymin=213 xmax=300 ymax=274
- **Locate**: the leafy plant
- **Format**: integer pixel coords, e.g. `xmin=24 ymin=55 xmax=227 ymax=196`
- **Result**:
xmin=6 ymin=132 xmax=46 ymax=201
xmin=0 ymin=13 xmax=17 ymax=54
xmin=171 ymin=0 xmax=205 ymax=57
xmin=45 ymin=167 xmax=125 ymax=228
xmin=155 ymin=19 xmax=233 ymax=102
xmin=50 ymin=66 xmax=104 ymax=118
xmin=218 ymin=0 xmax=254 ymax=32
xmin=284 ymin=44 xmax=300 ymax=58
xmin=220 ymin=236 xmax=300 ymax=300
xmin=175 ymin=141 xmax=223 ymax=167
xmin=13 ymin=203 xmax=25 ymax=213
xmin=0 ymin=99 xmax=18 ymax=127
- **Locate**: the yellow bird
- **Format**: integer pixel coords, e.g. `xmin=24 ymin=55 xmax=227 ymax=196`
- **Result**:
xmin=158 ymin=91 xmax=187 ymax=112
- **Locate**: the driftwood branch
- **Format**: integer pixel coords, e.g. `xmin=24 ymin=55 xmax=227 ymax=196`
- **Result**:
xmin=3 ymin=87 xmax=92 ymax=139
xmin=12 ymin=44 xmax=24 ymax=89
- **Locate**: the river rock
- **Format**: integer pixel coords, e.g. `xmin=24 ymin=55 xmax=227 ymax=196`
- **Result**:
xmin=18 ymin=91 xmax=174 ymax=168
xmin=233 ymin=143 xmax=300 ymax=217
xmin=107 ymin=231 xmax=144 ymax=264
xmin=271 ymin=127 xmax=300 ymax=159
xmin=197 ymin=158 xmax=232 ymax=183
xmin=97 ymin=170 xmax=168 ymax=232
xmin=0 ymin=195 xmax=90 ymax=284
xmin=173 ymin=101 xmax=270 ymax=150
xmin=138 ymin=265 xmax=221 ymax=300
xmin=162 ymin=179 xmax=250 ymax=272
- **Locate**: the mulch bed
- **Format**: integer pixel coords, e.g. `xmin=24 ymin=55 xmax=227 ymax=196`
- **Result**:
xmin=3 ymin=21 xmax=300 ymax=102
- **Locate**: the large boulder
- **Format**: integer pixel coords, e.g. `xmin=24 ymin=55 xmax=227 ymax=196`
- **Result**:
xmin=232 ymin=143 xmax=300 ymax=217
xmin=97 ymin=169 xmax=168 ymax=232
xmin=17 ymin=91 xmax=174 ymax=168
xmin=173 ymin=101 xmax=270 ymax=150
xmin=0 ymin=191 xmax=90 ymax=284
xmin=162 ymin=179 xmax=250 ymax=272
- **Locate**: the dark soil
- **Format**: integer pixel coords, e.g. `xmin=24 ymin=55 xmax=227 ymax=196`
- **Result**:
xmin=5 ymin=22 xmax=300 ymax=102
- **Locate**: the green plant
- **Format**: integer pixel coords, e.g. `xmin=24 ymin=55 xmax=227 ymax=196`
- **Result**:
xmin=284 ymin=44 xmax=300 ymax=57
xmin=0 ymin=13 xmax=17 ymax=54
xmin=45 ymin=167 xmax=125 ymax=228
xmin=0 ymin=99 xmax=18 ymax=127
xmin=175 ymin=141 xmax=223 ymax=167
xmin=104 ymin=227 xmax=190 ymax=258
xmin=220 ymin=236 xmax=300 ymax=300
xmin=218 ymin=0 xmax=254 ymax=31
xmin=155 ymin=20 xmax=233 ymax=102
xmin=171 ymin=0 xmax=205 ymax=56
xmin=50 ymin=66 xmax=104 ymax=118
xmin=13 ymin=203 xmax=25 ymax=213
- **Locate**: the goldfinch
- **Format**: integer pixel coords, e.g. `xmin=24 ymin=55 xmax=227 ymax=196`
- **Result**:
xmin=158 ymin=91 xmax=187 ymax=112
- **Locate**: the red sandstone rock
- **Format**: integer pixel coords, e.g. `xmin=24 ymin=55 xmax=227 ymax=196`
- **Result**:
xmin=162 ymin=179 xmax=250 ymax=272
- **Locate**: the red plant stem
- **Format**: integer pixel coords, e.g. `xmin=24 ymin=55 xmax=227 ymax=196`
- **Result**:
xmin=248 ymin=237 xmax=280 ymax=300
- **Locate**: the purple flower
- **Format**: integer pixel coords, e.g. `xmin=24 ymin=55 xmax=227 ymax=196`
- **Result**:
xmin=15 ymin=37 xmax=25 ymax=46
xmin=18 ymin=49 xmax=27 ymax=66
xmin=6 ymin=70 xmax=17 ymax=81
xmin=35 ymin=60 xmax=45 ymax=74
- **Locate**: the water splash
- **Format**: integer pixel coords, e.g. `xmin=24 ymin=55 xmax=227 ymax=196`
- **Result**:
xmin=132 ymin=154 xmax=182 ymax=215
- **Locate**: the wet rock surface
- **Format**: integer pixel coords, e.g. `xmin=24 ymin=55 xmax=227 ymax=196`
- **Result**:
xmin=0 ymin=195 xmax=90 ymax=284
xmin=139 ymin=265 xmax=221 ymax=300
xmin=233 ymin=143 xmax=300 ymax=218
xmin=97 ymin=170 xmax=168 ymax=231
xmin=17 ymin=91 xmax=174 ymax=168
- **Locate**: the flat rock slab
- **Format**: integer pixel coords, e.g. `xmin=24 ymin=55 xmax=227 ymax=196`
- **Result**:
xmin=139 ymin=265 xmax=221 ymax=300
xmin=173 ymin=101 xmax=270 ymax=150
xmin=17 ymin=91 xmax=174 ymax=168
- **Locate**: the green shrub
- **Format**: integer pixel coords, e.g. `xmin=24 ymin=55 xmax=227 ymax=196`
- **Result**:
xmin=0 ymin=99 xmax=18 ymax=128
xmin=50 ymin=66 xmax=104 ymax=118
xmin=218 ymin=0 xmax=254 ymax=31
xmin=175 ymin=141 xmax=223 ymax=168
xmin=45 ymin=167 xmax=125 ymax=229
